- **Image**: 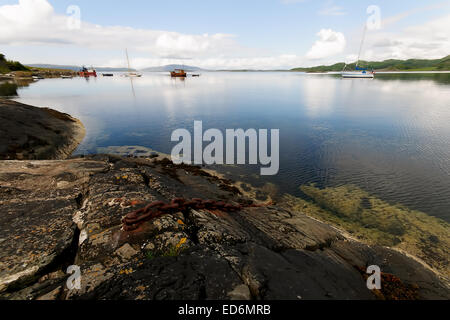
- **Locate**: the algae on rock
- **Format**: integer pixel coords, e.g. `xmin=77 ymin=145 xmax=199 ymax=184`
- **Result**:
xmin=282 ymin=184 xmax=450 ymax=278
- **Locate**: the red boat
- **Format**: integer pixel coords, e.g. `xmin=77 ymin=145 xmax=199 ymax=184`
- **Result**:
xmin=78 ymin=66 xmax=97 ymax=77
xmin=170 ymin=69 xmax=187 ymax=77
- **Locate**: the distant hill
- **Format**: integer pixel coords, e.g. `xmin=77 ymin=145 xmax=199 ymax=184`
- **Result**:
xmin=291 ymin=55 xmax=450 ymax=72
xmin=27 ymin=64 xmax=80 ymax=71
xmin=0 ymin=54 xmax=29 ymax=74
xmin=27 ymin=64 xmax=134 ymax=72
xmin=141 ymin=64 xmax=204 ymax=72
xmin=96 ymin=67 xmax=135 ymax=72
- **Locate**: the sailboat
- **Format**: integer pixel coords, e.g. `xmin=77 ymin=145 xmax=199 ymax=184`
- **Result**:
xmin=342 ymin=26 xmax=375 ymax=79
xmin=123 ymin=49 xmax=142 ymax=77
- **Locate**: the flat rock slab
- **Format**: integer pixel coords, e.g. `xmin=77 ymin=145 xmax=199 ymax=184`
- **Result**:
xmin=0 ymin=99 xmax=85 ymax=160
xmin=0 ymin=159 xmax=108 ymax=293
xmin=0 ymin=155 xmax=449 ymax=300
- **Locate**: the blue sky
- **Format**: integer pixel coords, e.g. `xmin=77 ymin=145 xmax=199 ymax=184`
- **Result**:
xmin=1 ymin=0 xmax=449 ymax=69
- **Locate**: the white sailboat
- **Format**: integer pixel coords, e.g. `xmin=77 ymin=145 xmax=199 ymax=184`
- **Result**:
xmin=123 ymin=49 xmax=142 ymax=78
xmin=342 ymin=26 xmax=374 ymax=79
xmin=341 ymin=69 xmax=374 ymax=78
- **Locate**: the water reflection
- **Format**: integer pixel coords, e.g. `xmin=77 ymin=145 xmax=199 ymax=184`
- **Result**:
xmin=0 ymin=78 xmax=35 ymax=96
xmin=6 ymin=72 xmax=450 ymax=221
xmin=375 ymin=72 xmax=450 ymax=85
xmin=301 ymin=76 xmax=337 ymax=118
xmin=0 ymin=81 xmax=17 ymax=96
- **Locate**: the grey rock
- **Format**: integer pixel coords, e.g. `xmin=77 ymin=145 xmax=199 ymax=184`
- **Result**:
xmin=0 ymin=155 xmax=448 ymax=300
xmin=115 ymin=244 xmax=138 ymax=261
xmin=228 ymin=284 xmax=251 ymax=300
xmin=0 ymin=99 xmax=85 ymax=160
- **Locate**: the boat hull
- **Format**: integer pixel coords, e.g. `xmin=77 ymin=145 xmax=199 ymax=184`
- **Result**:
xmin=123 ymin=73 xmax=142 ymax=77
xmin=342 ymin=72 xmax=374 ymax=78
xmin=171 ymin=71 xmax=187 ymax=78
xmin=78 ymin=71 xmax=97 ymax=77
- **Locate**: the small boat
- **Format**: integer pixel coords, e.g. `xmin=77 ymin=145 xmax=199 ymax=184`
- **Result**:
xmin=123 ymin=72 xmax=142 ymax=78
xmin=78 ymin=66 xmax=97 ymax=77
xmin=32 ymin=75 xmax=44 ymax=80
xmin=171 ymin=69 xmax=187 ymax=77
xmin=123 ymin=49 xmax=142 ymax=77
xmin=61 ymin=75 xmax=73 ymax=79
xmin=192 ymin=74 xmax=200 ymax=77
xmin=342 ymin=68 xmax=375 ymax=78
xmin=102 ymin=73 xmax=114 ymax=77
xmin=342 ymin=25 xmax=375 ymax=79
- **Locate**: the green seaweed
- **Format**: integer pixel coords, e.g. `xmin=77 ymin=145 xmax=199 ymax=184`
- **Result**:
xmin=283 ymin=184 xmax=450 ymax=277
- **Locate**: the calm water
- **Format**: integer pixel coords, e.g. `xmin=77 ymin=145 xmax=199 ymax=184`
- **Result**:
xmin=7 ymin=72 xmax=450 ymax=221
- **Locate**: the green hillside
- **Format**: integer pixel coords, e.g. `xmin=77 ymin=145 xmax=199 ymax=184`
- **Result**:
xmin=0 ymin=54 xmax=29 ymax=74
xmin=291 ymin=55 xmax=450 ymax=72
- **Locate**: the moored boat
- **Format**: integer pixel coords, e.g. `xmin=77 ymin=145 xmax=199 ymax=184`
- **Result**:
xmin=123 ymin=49 xmax=142 ymax=77
xmin=171 ymin=69 xmax=187 ymax=77
xmin=78 ymin=66 xmax=97 ymax=77
xmin=342 ymin=69 xmax=375 ymax=78
xmin=341 ymin=25 xmax=375 ymax=79
xmin=123 ymin=72 xmax=142 ymax=78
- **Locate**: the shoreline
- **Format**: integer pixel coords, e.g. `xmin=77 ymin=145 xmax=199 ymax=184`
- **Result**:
xmin=0 ymin=102 xmax=448 ymax=300
xmin=0 ymin=98 xmax=85 ymax=160
xmin=1 ymin=154 xmax=449 ymax=300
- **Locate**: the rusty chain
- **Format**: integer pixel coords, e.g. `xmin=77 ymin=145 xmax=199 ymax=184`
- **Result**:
xmin=122 ymin=198 xmax=261 ymax=231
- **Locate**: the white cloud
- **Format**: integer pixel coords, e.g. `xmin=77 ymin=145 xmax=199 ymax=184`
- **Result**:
xmin=362 ymin=13 xmax=450 ymax=61
xmin=1 ymin=0 xmax=448 ymax=69
xmin=345 ymin=54 xmax=358 ymax=63
xmin=306 ymin=29 xmax=346 ymax=60
xmin=381 ymin=2 xmax=450 ymax=29
xmin=0 ymin=0 xmax=237 ymax=59
xmin=0 ymin=0 xmax=308 ymax=69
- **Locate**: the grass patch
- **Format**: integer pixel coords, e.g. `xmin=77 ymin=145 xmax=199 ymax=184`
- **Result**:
xmin=0 ymin=53 xmax=29 ymax=74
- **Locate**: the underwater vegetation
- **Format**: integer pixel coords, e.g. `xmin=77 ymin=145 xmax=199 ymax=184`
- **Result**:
xmin=283 ymin=184 xmax=450 ymax=278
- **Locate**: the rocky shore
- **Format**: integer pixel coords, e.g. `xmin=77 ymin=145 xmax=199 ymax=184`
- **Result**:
xmin=0 ymin=99 xmax=85 ymax=160
xmin=2 ymin=69 xmax=77 ymax=80
xmin=0 ymin=102 xmax=448 ymax=300
xmin=0 ymin=154 xmax=448 ymax=300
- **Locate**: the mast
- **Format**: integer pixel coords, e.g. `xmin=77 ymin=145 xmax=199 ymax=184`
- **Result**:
xmin=125 ymin=48 xmax=131 ymax=73
xmin=356 ymin=24 xmax=367 ymax=68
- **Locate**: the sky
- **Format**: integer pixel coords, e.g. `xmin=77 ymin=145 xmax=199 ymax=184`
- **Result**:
xmin=0 ymin=0 xmax=449 ymax=69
